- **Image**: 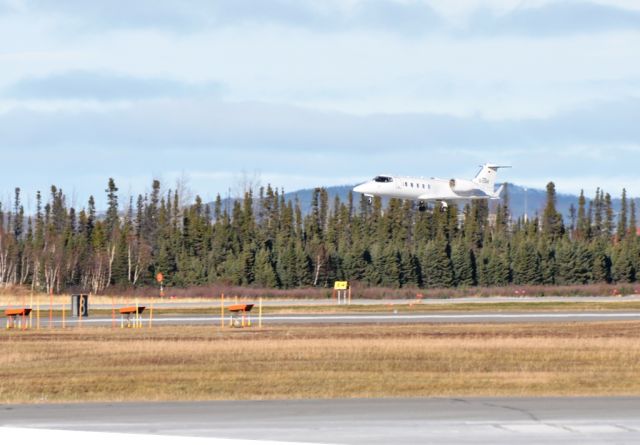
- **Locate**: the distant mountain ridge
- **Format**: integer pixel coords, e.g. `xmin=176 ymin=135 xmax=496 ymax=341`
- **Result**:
xmin=214 ymin=184 xmax=637 ymax=221
xmin=284 ymin=184 xmax=637 ymax=220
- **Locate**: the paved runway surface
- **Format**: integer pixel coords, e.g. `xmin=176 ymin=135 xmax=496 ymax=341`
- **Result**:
xmin=44 ymin=311 xmax=640 ymax=326
xmin=2 ymin=398 xmax=640 ymax=444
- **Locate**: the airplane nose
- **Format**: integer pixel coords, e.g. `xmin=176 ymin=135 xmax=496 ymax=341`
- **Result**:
xmin=353 ymin=184 xmax=366 ymax=193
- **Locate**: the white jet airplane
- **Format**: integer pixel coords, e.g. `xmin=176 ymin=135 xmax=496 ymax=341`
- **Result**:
xmin=353 ymin=163 xmax=509 ymax=212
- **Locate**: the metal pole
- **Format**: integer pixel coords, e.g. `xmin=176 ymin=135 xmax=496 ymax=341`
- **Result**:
xmin=49 ymin=290 xmax=53 ymax=329
xmin=220 ymin=293 xmax=225 ymax=329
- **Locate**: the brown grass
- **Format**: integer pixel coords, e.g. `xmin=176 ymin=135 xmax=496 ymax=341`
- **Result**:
xmin=3 ymin=282 xmax=640 ymax=304
xmin=2 ymin=322 xmax=640 ymax=404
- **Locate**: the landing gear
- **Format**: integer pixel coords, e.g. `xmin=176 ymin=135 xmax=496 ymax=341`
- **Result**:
xmin=437 ymin=201 xmax=448 ymax=212
xmin=418 ymin=201 xmax=427 ymax=212
xmin=367 ymin=196 xmax=373 ymax=205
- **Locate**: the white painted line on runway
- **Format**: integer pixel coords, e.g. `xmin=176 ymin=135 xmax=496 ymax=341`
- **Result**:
xmin=0 ymin=427 xmax=323 ymax=444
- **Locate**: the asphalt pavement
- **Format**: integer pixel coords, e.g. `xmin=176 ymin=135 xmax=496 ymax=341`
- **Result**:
xmin=35 ymin=311 xmax=640 ymax=326
xmin=2 ymin=398 xmax=640 ymax=444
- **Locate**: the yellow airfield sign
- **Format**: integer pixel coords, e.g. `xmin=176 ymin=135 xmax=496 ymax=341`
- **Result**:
xmin=334 ymin=281 xmax=349 ymax=290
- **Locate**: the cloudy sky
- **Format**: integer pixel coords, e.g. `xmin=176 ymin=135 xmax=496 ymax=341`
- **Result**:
xmin=1 ymin=0 xmax=639 ymax=209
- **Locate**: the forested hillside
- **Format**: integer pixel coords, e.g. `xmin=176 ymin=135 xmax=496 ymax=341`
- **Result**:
xmin=0 ymin=179 xmax=638 ymax=294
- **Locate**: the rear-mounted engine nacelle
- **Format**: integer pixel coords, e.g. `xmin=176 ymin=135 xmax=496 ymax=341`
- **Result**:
xmin=449 ymin=178 xmax=476 ymax=194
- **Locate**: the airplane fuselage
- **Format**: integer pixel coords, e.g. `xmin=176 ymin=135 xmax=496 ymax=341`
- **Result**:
xmin=353 ymin=164 xmax=508 ymax=209
xmin=355 ymin=176 xmax=473 ymax=201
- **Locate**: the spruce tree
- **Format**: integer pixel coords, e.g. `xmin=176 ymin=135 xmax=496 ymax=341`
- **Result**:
xmin=538 ymin=237 xmax=556 ymax=285
xmin=451 ymin=240 xmax=475 ymax=286
xmin=576 ymin=190 xmax=589 ymax=240
xmin=254 ymin=248 xmax=279 ymax=288
xmin=591 ymin=240 xmax=611 ymax=283
xmin=512 ymin=240 xmax=542 ymax=285
xmin=400 ymin=252 xmax=421 ymax=288
xmin=612 ymin=243 xmax=634 ymax=283
xmin=573 ymin=242 xmax=593 ymax=284
xmin=105 ymin=178 xmax=119 ymax=237
xmin=422 ymin=237 xmax=454 ymax=288
xmin=542 ymin=182 xmax=564 ymax=239
xmin=617 ymin=188 xmax=628 ymax=240
xmin=604 ymin=192 xmax=614 ymax=238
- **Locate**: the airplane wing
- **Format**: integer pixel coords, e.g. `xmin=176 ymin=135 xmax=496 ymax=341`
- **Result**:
xmin=417 ymin=189 xmax=500 ymax=201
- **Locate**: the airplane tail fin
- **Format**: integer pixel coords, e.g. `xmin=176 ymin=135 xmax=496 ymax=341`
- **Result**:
xmin=472 ymin=164 xmax=511 ymax=194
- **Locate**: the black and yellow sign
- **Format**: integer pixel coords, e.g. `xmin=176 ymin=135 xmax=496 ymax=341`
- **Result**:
xmin=334 ymin=281 xmax=349 ymax=290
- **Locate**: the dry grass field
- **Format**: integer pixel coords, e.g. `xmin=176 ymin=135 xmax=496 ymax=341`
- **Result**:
xmin=5 ymin=294 xmax=640 ymax=317
xmin=1 ymin=322 xmax=640 ymax=404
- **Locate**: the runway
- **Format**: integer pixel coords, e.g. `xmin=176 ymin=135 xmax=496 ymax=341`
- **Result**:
xmin=2 ymin=398 xmax=639 ymax=444
xmin=43 ymin=311 xmax=640 ymax=326
xmin=5 ymin=295 xmax=640 ymax=312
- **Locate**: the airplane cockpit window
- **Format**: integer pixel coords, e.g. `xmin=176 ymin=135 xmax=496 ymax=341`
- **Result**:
xmin=374 ymin=176 xmax=393 ymax=183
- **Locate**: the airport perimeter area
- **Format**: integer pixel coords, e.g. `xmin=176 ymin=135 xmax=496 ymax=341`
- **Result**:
xmin=3 ymin=296 xmax=640 ymax=444
xmin=2 ymin=297 xmax=640 ymax=402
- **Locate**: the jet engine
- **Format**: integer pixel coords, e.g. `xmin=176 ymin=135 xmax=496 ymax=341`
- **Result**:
xmin=449 ymin=178 xmax=478 ymax=194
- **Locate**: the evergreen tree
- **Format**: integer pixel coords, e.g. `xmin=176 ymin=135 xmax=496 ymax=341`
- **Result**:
xmin=451 ymin=240 xmax=475 ymax=286
xmin=512 ymin=240 xmax=542 ymax=285
xmin=542 ymin=182 xmax=564 ymax=239
xmin=604 ymin=192 xmax=614 ymax=238
xmin=591 ymin=240 xmax=611 ymax=284
xmin=576 ymin=190 xmax=589 ymax=240
xmin=105 ymin=178 xmax=119 ymax=237
xmin=422 ymin=237 xmax=454 ymax=288
xmin=617 ymin=188 xmax=628 ymax=240
xmin=612 ymin=243 xmax=634 ymax=283
xmin=254 ymin=248 xmax=279 ymax=288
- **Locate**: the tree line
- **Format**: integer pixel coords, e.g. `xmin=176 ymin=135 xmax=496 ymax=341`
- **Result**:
xmin=0 ymin=179 xmax=638 ymax=294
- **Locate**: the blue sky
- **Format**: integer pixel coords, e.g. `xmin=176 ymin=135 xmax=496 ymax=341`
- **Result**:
xmin=1 ymin=0 xmax=639 ymax=209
